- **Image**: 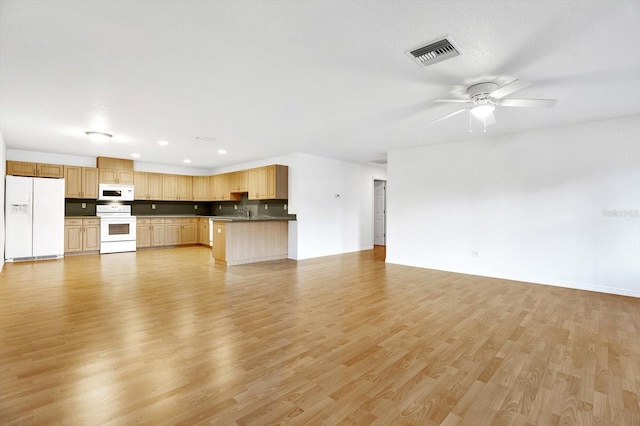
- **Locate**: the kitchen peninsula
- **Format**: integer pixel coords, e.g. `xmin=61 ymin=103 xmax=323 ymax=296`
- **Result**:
xmin=211 ymin=217 xmax=291 ymax=266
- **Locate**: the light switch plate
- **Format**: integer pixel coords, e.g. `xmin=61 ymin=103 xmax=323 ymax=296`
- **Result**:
xmin=81 ymin=202 xmax=86 ymax=209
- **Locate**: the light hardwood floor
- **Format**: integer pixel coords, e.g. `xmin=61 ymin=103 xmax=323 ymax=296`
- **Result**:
xmin=1 ymin=247 xmax=639 ymax=425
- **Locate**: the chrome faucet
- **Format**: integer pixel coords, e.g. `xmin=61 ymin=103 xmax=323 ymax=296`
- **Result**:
xmin=237 ymin=209 xmax=250 ymax=218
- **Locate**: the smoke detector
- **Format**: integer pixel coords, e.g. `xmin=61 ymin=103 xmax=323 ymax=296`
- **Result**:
xmin=407 ymin=36 xmax=460 ymax=68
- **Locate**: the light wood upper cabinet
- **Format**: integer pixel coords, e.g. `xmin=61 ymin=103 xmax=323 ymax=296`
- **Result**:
xmin=162 ymin=174 xmax=178 ymax=200
xmin=96 ymin=157 xmax=133 ymax=171
xmin=37 ymin=163 xmax=65 ymax=178
xmin=177 ymin=175 xmax=193 ymax=201
xmin=162 ymin=174 xmax=193 ymax=200
xmin=248 ymin=165 xmax=288 ymax=200
xmin=148 ymin=173 xmax=163 ymax=199
xmin=209 ymin=173 xmax=231 ymax=201
xmin=192 ymin=176 xmax=210 ymax=201
xmin=229 ymin=170 xmax=248 ymax=193
xmin=99 ymin=168 xmax=134 ymax=184
xmin=134 ymin=172 xmax=164 ymax=200
xmin=64 ymin=166 xmax=98 ymax=199
xmin=83 ymin=168 xmax=99 ymax=199
xmin=133 ymin=172 xmax=148 ymax=200
xmin=7 ymin=161 xmax=64 ymax=178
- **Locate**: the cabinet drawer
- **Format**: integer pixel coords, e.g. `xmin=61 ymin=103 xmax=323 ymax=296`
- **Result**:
xmin=182 ymin=218 xmax=197 ymax=224
xmin=151 ymin=218 xmax=165 ymax=224
xmin=83 ymin=218 xmax=100 ymax=225
xmin=137 ymin=218 xmax=151 ymax=224
xmin=65 ymin=218 xmax=83 ymax=226
xmin=165 ymin=218 xmax=181 ymax=224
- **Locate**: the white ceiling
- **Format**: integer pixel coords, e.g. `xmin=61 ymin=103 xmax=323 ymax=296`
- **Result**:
xmin=1 ymin=0 xmax=639 ymax=169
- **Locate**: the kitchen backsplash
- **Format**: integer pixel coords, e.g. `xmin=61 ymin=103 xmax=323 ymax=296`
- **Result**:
xmin=66 ymin=195 xmax=292 ymax=218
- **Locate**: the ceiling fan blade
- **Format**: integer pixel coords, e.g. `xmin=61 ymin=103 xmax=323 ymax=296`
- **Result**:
xmin=489 ymin=79 xmax=532 ymax=99
xmin=497 ymin=98 xmax=557 ymax=108
xmin=429 ymin=108 xmax=467 ymax=125
xmin=430 ymin=99 xmax=472 ymax=103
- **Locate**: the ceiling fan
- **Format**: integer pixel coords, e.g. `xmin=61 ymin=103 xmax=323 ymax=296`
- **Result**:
xmin=429 ymin=80 xmax=557 ymax=127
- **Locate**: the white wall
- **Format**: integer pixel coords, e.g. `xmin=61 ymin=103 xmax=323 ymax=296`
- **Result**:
xmin=387 ymin=115 xmax=640 ymax=298
xmin=0 ymin=131 xmax=6 ymax=271
xmin=214 ymin=153 xmax=388 ymax=260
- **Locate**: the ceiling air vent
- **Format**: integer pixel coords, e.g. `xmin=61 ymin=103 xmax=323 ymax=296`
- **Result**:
xmin=407 ymin=37 xmax=460 ymax=67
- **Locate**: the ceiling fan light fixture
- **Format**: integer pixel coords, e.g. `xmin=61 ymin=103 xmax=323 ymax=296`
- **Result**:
xmin=471 ymin=104 xmax=495 ymax=119
xmin=85 ymin=131 xmax=112 ymax=143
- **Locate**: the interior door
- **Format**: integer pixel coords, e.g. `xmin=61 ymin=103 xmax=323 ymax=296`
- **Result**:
xmin=374 ymin=180 xmax=386 ymax=246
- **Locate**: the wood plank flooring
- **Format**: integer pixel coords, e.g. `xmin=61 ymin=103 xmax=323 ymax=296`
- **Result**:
xmin=1 ymin=247 xmax=639 ymax=425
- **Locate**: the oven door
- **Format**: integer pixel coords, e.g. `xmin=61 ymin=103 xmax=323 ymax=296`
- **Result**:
xmin=100 ymin=217 xmax=137 ymax=242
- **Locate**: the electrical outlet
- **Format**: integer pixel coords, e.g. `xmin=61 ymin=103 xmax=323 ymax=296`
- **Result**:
xmin=194 ymin=205 xmax=198 ymax=210
xmin=234 ymin=205 xmax=237 ymax=210
xmin=152 ymin=204 xmax=156 ymax=210
xmin=81 ymin=202 xmax=86 ymax=209
xmin=265 ymin=204 xmax=268 ymax=210
xmin=284 ymin=204 xmax=287 ymax=210
xmin=218 ymin=205 xmax=222 ymax=210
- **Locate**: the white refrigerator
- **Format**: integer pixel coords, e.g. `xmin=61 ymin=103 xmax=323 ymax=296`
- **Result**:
xmin=5 ymin=175 xmax=65 ymax=261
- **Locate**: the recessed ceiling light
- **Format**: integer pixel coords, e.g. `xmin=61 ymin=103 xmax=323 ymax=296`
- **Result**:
xmin=131 ymin=153 xmax=141 ymax=158
xmin=217 ymin=149 xmax=227 ymax=155
xmin=157 ymin=140 xmax=169 ymax=146
xmin=85 ymin=131 xmax=112 ymax=143
xmin=183 ymin=159 xmax=192 ymax=164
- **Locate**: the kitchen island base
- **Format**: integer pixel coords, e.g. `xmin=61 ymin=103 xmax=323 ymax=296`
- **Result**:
xmin=212 ymin=220 xmax=289 ymax=266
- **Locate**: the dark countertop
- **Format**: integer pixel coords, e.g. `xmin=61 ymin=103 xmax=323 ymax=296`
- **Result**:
xmin=134 ymin=214 xmax=296 ymax=222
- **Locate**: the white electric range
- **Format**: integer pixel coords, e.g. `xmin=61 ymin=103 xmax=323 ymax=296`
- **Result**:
xmin=96 ymin=204 xmax=137 ymax=254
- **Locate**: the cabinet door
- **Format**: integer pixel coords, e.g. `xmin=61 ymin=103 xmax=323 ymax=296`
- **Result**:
xmin=162 ymin=174 xmax=178 ymax=200
xmin=64 ymin=226 xmax=83 ymax=253
xmin=181 ymin=222 xmax=198 ymax=244
xmin=230 ymin=170 xmax=248 ymax=192
xmin=165 ymin=223 xmax=181 ymax=245
xmin=150 ymin=224 xmax=166 ymax=247
xmin=177 ymin=175 xmax=193 ymax=200
xmin=64 ymin=166 xmax=82 ymax=198
xmin=198 ymin=220 xmax=210 ymax=246
xmin=134 ymin=172 xmax=149 ymax=200
xmin=193 ymin=176 xmax=210 ymax=201
xmin=117 ymin=170 xmax=134 ymax=184
xmin=99 ymin=168 xmax=118 ymax=183
xmin=83 ymin=225 xmax=101 ymax=251
xmin=137 ymin=224 xmax=151 ymax=248
xmin=148 ymin=173 xmax=163 ymax=200
xmin=37 ymin=163 xmax=64 ymax=178
xmin=248 ymin=167 xmax=268 ymax=199
xmin=82 ymin=167 xmax=99 ymax=199
xmin=7 ymin=161 xmax=37 ymax=177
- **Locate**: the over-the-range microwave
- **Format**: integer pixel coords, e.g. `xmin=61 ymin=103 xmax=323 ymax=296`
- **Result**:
xmin=98 ymin=183 xmax=135 ymax=201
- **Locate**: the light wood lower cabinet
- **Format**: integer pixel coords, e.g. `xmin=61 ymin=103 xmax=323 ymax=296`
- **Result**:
xmin=198 ymin=218 xmax=211 ymax=246
xmin=137 ymin=218 xmax=166 ymax=248
xmin=138 ymin=217 xmax=201 ymax=248
xmin=64 ymin=218 xmax=100 ymax=254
